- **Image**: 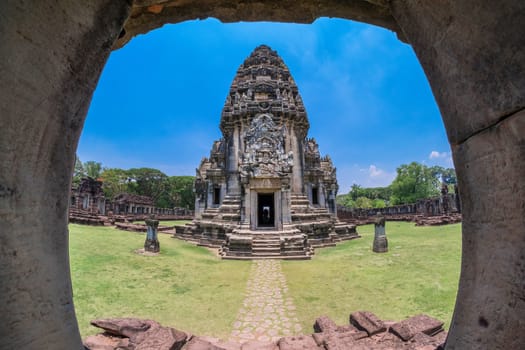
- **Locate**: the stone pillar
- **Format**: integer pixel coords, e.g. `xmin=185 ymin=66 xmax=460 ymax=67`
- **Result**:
xmin=227 ymin=126 xmax=241 ymax=195
xmin=250 ymin=191 xmax=257 ymax=230
xmin=0 ymin=2 xmax=131 ymax=349
xmin=305 ymin=183 xmax=311 ymax=202
xmin=144 ymin=216 xmax=160 ymax=253
xmin=454 ymin=185 xmax=461 ymax=214
xmin=207 ymin=181 xmax=214 ymax=208
xmin=221 ymin=182 xmax=227 ymax=203
xmin=318 ymin=184 xmax=326 ymax=207
xmin=290 ymin=125 xmax=304 ymax=194
xmin=275 ymin=190 xmax=283 ymax=230
xmin=391 ymin=1 xmax=525 ymax=347
xmin=241 ymin=187 xmax=250 ymax=225
xmin=328 ymin=190 xmax=337 ymax=216
xmin=281 ymin=181 xmax=292 ymax=224
xmin=195 ymin=197 xmax=203 ymax=218
xmin=372 ymin=214 xmax=388 ymax=253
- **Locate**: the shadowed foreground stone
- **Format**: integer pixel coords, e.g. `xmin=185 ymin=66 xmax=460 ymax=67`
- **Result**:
xmin=389 ymin=315 xmax=445 ymax=341
xmin=85 ymin=312 xmax=446 ymax=350
xmin=241 ymin=340 xmax=278 ymax=350
xmin=86 ymin=318 xmax=187 ymax=350
xmin=350 ymin=311 xmax=387 ymax=336
xmin=313 ymin=316 xmax=338 ymax=333
xmin=182 ymin=337 xmax=226 ymax=350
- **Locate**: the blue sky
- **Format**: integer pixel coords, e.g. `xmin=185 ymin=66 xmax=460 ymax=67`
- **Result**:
xmin=79 ymin=18 xmax=453 ymax=194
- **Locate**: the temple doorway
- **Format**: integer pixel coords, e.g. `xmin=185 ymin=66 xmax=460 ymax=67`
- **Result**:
xmin=257 ymin=193 xmax=275 ymax=228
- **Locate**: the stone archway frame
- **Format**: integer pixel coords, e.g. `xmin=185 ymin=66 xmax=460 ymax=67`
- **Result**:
xmin=0 ymin=1 xmax=523 ymax=349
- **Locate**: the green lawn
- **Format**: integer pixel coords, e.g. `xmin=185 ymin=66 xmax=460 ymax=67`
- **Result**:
xmin=69 ymin=224 xmax=251 ymax=338
xmin=282 ymin=222 xmax=461 ymax=331
xmin=70 ymin=222 xmax=461 ymax=338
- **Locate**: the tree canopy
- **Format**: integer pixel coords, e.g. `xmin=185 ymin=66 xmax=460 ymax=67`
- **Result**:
xmin=74 ymin=157 xmax=453 ymax=211
xmin=72 ymin=157 xmax=195 ymax=209
xmin=84 ymin=161 xmax=103 ymax=179
xmin=99 ymin=167 xmax=195 ymax=209
xmin=336 ymin=184 xmax=391 ymax=208
xmin=389 ymin=162 xmax=441 ymax=205
xmin=72 ymin=155 xmax=85 ymax=187
xmin=337 ymin=162 xmax=455 ymax=208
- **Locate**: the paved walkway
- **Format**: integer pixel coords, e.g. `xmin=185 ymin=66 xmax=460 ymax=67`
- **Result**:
xmin=230 ymin=260 xmax=303 ymax=343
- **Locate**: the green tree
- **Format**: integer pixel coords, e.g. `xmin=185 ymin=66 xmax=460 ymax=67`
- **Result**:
xmin=430 ymin=166 xmax=457 ymax=185
xmin=126 ymin=168 xmax=168 ymax=206
xmin=84 ymin=161 xmax=103 ymax=179
xmin=336 ymin=194 xmax=353 ymax=207
xmin=72 ymin=154 xmax=85 ymax=187
xmin=372 ymin=198 xmax=387 ymax=208
xmin=354 ymin=196 xmax=373 ymax=208
xmin=348 ymin=184 xmax=365 ymax=201
xmin=390 ymin=162 xmax=440 ymax=205
xmin=100 ymin=168 xmax=131 ymax=199
xmin=338 ymin=184 xmax=391 ymax=208
xmin=167 ymin=176 xmax=195 ymax=209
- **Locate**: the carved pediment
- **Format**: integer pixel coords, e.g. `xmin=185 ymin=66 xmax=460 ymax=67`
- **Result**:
xmin=239 ymin=114 xmax=293 ymax=179
xmin=249 ymin=177 xmax=282 ymax=190
xmin=255 ymin=82 xmax=276 ymax=93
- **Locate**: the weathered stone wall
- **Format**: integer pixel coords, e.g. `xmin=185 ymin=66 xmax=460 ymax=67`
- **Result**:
xmin=0 ymin=1 xmax=523 ymax=349
xmin=389 ymin=2 xmax=525 ymax=348
xmin=116 ymin=0 xmax=402 ymax=49
xmin=337 ymin=193 xmax=460 ymax=222
xmin=0 ymin=1 xmax=132 ymax=349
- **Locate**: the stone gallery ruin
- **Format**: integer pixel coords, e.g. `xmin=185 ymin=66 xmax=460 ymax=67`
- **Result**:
xmin=176 ymin=46 xmax=358 ymax=259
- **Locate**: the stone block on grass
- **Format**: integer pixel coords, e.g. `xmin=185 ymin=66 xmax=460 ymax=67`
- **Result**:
xmin=277 ymin=335 xmax=321 ymax=349
xmin=313 ymin=316 xmax=338 ymax=333
xmin=349 ymin=311 xmax=386 ymax=336
xmin=389 ymin=314 xmax=444 ymax=341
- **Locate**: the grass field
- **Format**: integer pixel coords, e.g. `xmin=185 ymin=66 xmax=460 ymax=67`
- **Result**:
xmin=70 ymin=222 xmax=461 ymax=338
xmin=69 ymin=224 xmax=251 ymax=338
xmin=282 ymin=222 xmax=461 ymax=331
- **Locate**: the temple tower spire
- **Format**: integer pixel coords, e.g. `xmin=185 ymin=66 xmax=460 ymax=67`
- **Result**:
xmin=178 ymin=45 xmax=359 ymax=259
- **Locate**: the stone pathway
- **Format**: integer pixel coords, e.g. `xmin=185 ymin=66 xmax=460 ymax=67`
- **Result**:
xmin=230 ymin=260 xmax=303 ymax=343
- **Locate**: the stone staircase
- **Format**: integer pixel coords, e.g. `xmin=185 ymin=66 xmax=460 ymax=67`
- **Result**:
xmin=68 ymin=207 xmax=108 ymax=226
xmin=173 ymin=193 xmax=359 ymax=259
xmin=221 ymin=230 xmax=311 ymax=260
xmin=217 ymin=194 xmax=241 ymax=222
xmin=174 ymin=195 xmax=242 ymax=248
xmin=252 ymin=233 xmax=281 ymax=258
xmin=290 ymin=195 xmax=332 ymax=223
xmin=200 ymin=194 xmax=241 ymax=222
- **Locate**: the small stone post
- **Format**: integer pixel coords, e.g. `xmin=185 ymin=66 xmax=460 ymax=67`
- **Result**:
xmin=454 ymin=184 xmax=461 ymax=213
xmin=144 ymin=215 xmax=160 ymax=253
xmin=373 ymin=213 xmax=388 ymax=253
xmin=441 ymin=183 xmax=449 ymax=214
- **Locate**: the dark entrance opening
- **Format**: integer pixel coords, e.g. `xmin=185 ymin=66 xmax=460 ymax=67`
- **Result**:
xmin=257 ymin=193 xmax=275 ymax=228
xmin=213 ymin=187 xmax=221 ymax=205
xmin=312 ymin=186 xmax=319 ymax=205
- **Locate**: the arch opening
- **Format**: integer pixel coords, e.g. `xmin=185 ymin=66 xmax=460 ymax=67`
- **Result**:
xmin=0 ymin=1 xmax=524 ymax=349
xmin=75 ymin=18 xmax=459 ymax=339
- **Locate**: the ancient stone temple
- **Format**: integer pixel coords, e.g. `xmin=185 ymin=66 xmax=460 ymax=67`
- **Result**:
xmin=70 ymin=177 xmax=106 ymax=215
xmin=178 ymin=45 xmax=358 ymax=259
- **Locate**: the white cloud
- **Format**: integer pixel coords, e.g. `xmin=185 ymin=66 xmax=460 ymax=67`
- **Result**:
xmin=337 ymin=164 xmax=396 ymax=193
xmin=428 ymin=150 xmax=454 ymax=168
xmin=429 ymin=150 xmax=448 ymax=159
xmin=369 ymin=164 xmax=384 ymax=177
